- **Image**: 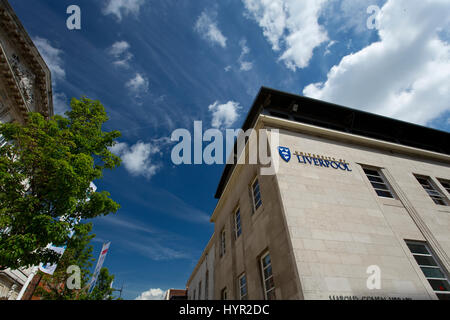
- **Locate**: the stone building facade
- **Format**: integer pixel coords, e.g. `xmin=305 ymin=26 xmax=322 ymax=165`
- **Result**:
xmin=0 ymin=0 xmax=53 ymax=299
xmin=187 ymin=87 xmax=450 ymax=300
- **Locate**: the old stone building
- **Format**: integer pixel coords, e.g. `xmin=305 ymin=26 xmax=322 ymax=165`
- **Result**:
xmin=0 ymin=0 xmax=53 ymax=299
xmin=187 ymin=87 xmax=450 ymax=300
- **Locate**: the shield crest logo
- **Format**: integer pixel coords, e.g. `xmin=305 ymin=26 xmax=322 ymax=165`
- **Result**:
xmin=278 ymin=146 xmax=291 ymax=162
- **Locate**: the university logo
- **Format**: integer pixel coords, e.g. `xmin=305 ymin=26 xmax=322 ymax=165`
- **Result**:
xmin=278 ymin=146 xmax=291 ymax=162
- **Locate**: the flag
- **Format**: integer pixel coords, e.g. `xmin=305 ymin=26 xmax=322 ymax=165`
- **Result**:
xmin=88 ymin=242 xmax=111 ymax=293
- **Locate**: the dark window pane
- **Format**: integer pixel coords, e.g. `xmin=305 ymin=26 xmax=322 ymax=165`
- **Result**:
xmin=364 ymin=169 xmax=379 ymax=176
xmin=267 ymin=290 xmax=276 ymax=300
xmin=414 ymin=255 xmax=438 ymax=267
xmin=375 ymin=190 xmax=394 ymax=198
xmin=428 ymin=279 xmax=450 ymax=292
xmin=367 ymin=176 xmax=384 ymax=183
xmin=371 ymin=182 xmax=389 ymax=190
xmin=436 ymin=293 xmax=450 ymax=300
xmin=421 ymin=267 xmax=445 ymax=279
xmin=407 ymin=243 xmax=429 ymax=254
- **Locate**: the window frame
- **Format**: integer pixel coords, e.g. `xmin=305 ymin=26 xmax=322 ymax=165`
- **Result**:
xmin=238 ymin=273 xmax=248 ymax=300
xmin=405 ymin=240 xmax=450 ymax=300
xmin=220 ymin=228 xmax=226 ymax=258
xmin=415 ymin=175 xmax=448 ymax=206
xmin=437 ymin=178 xmax=450 ymax=195
xmin=362 ymin=167 xmax=396 ymax=199
xmin=260 ymin=251 xmax=276 ymax=300
xmin=251 ymin=176 xmax=263 ymax=212
xmin=234 ymin=207 xmax=242 ymax=239
xmin=220 ymin=287 xmax=227 ymax=300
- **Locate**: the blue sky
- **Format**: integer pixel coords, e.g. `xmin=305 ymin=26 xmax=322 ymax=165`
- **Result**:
xmin=9 ymin=0 xmax=450 ymax=299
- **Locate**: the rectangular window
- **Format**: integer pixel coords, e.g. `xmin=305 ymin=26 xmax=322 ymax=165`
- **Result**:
xmin=234 ymin=208 xmax=242 ymax=239
xmin=0 ymin=134 xmax=6 ymax=148
xmin=220 ymin=228 xmax=226 ymax=257
xmin=193 ymin=289 xmax=196 ymax=301
xmin=362 ymin=167 xmax=395 ymax=198
xmin=415 ymin=176 xmax=448 ymax=206
xmin=251 ymin=178 xmax=262 ymax=211
xmin=438 ymin=179 xmax=450 ymax=195
xmin=221 ymin=287 xmax=227 ymax=300
xmin=239 ymin=274 xmax=248 ymax=300
xmin=406 ymin=241 xmax=450 ymax=300
xmin=260 ymin=252 xmax=276 ymax=300
xmin=198 ymin=281 xmax=202 ymax=300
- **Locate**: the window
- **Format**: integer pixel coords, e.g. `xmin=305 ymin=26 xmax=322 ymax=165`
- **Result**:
xmin=198 ymin=281 xmax=202 ymax=300
xmin=205 ymin=270 xmax=209 ymax=300
xmin=221 ymin=287 xmax=227 ymax=300
xmin=251 ymin=178 xmax=262 ymax=211
xmin=438 ymin=179 xmax=450 ymax=195
xmin=362 ymin=167 xmax=395 ymax=198
xmin=239 ymin=274 xmax=248 ymax=300
xmin=234 ymin=208 xmax=242 ymax=239
xmin=0 ymin=134 xmax=6 ymax=148
xmin=193 ymin=289 xmax=196 ymax=300
xmin=220 ymin=228 xmax=226 ymax=257
xmin=406 ymin=241 xmax=450 ymax=300
xmin=415 ymin=176 xmax=448 ymax=206
xmin=260 ymin=252 xmax=276 ymax=300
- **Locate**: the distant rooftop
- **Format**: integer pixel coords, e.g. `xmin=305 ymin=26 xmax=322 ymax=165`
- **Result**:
xmin=215 ymin=87 xmax=450 ymax=199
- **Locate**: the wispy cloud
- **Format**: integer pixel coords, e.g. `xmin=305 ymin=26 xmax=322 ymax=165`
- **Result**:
xmin=238 ymin=39 xmax=253 ymax=71
xmin=108 ymin=41 xmax=133 ymax=68
xmin=102 ymin=0 xmax=146 ymax=21
xmin=194 ymin=10 xmax=227 ymax=48
xmin=33 ymin=37 xmax=67 ymax=115
xmin=208 ymin=101 xmax=241 ymax=129
xmin=125 ymin=73 xmax=149 ymax=97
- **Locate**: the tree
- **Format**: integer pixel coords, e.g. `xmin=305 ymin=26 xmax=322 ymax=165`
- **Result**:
xmin=87 ymin=267 xmax=116 ymax=300
xmin=35 ymin=223 xmax=95 ymax=300
xmin=0 ymin=97 xmax=121 ymax=269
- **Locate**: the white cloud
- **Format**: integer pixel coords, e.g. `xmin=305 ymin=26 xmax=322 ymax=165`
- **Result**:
xmin=303 ymin=0 xmax=450 ymax=126
xmin=195 ymin=10 xmax=227 ymax=48
xmin=52 ymin=92 xmax=69 ymax=115
xmin=103 ymin=0 xmax=145 ymax=21
xmin=208 ymin=101 xmax=241 ymax=129
xmin=242 ymin=0 xmax=329 ymax=70
xmin=110 ymin=141 xmax=161 ymax=179
xmin=238 ymin=39 xmax=253 ymax=71
xmin=125 ymin=73 xmax=149 ymax=96
xmin=108 ymin=41 xmax=133 ymax=68
xmin=135 ymin=288 xmax=165 ymax=300
xmin=33 ymin=37 xmax=68 ymax=116
xmin=33 ymin=37 xmax=65 ymax=81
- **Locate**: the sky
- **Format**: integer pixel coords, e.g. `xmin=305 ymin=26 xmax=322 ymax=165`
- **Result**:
xmin=8 ymin=0 xmax=450 ymax=300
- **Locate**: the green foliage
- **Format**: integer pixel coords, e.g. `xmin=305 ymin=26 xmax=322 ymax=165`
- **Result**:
xmin=87 ymin=267 xmax=116 ymax=300
xmin=35 ymin=223 xmax=95 ymax=300
xmin=0 ymin=97 xmax=121 ymax=269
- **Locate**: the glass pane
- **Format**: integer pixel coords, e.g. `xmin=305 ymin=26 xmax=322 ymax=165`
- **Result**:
xmin=262 ymin=254 xmax=271 ymax=268
xmin=240 ymin=276 xmax=246 ymax=286
xmin=265 ymin=277 xmax=275 ymax=290
xmin=266 ymin=290 xmax=276 ymax=300
xmin=264 ymin=266 xmax=272 ymax=279
xmin=367 ymin=176 xmax=384 ymax=183
xmin=436 ymin=293 xmax=450 ymax=300
xmin=371 ymin=182 xmax=389 ymax=190
xmin=407 ymin=243 xmax=429 ymax=254
xmin=364 ymin=169 xmax=379 ymax=176
xmin=414 ymin=255 xmax=438 ymax=266
xmin=428 ymin=279 xmax=450 ymax=292
xmin=431 ymin=197 xmax=447 ymax=206
xmin=375 ymin=190 xmax=394 ymax=198
xmin=421 ymin=267 xmax=445 ymax=279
